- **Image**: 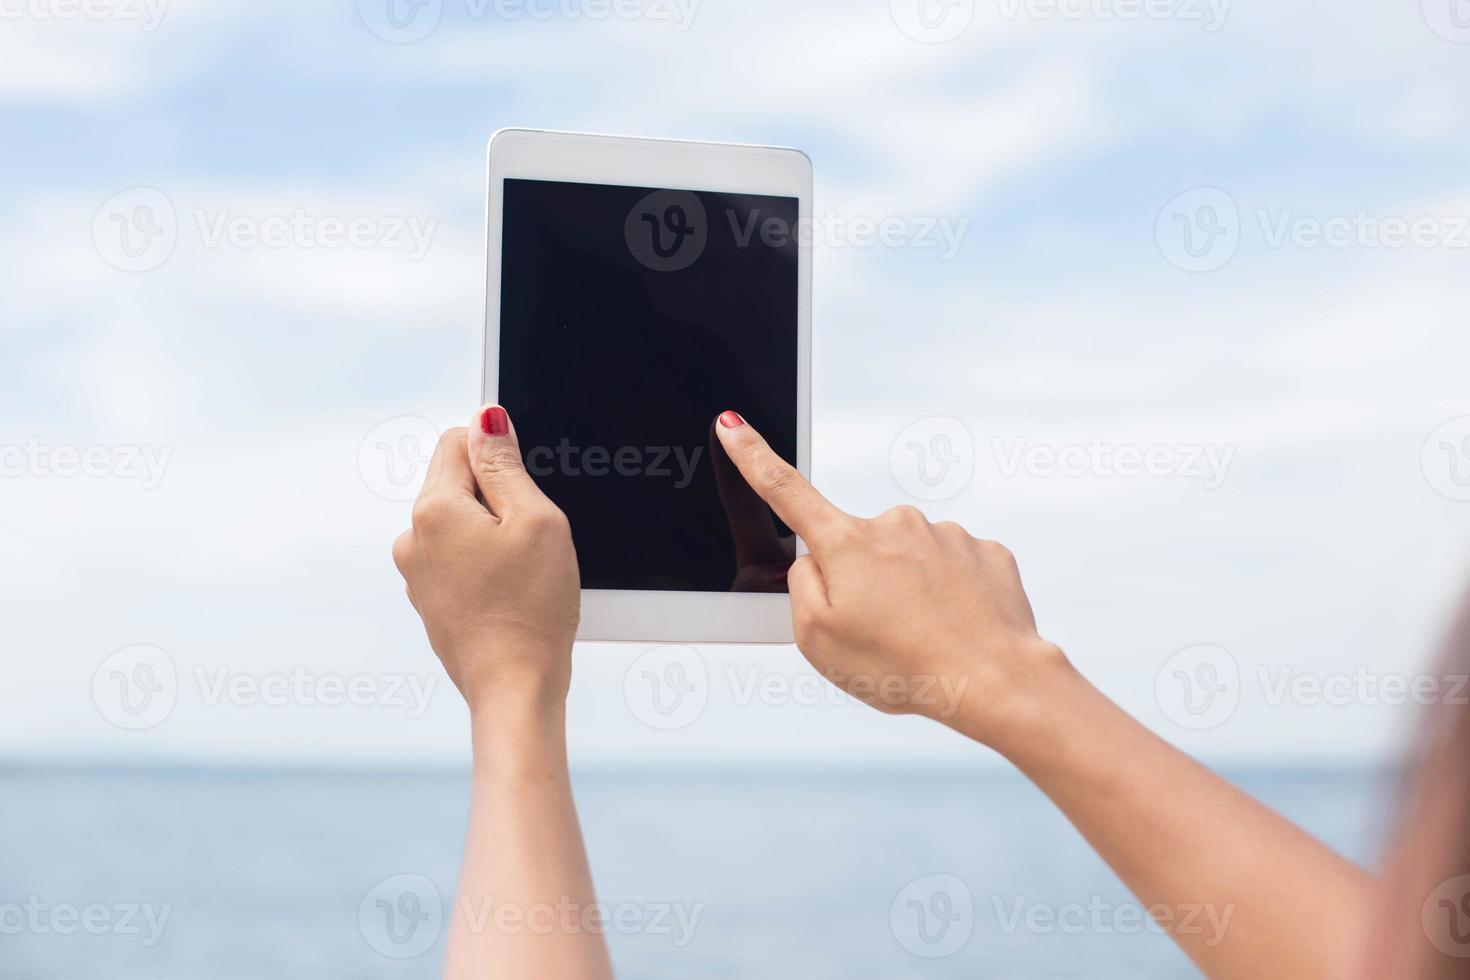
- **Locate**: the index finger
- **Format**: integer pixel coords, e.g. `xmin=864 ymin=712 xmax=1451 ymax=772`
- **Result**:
xmin=713 ymin=410 xmax=849 ymax=548
xmin=709 ymin=420 xmax=789 ymax=566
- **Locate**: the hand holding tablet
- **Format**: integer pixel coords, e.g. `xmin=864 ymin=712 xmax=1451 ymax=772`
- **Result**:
xmin=391 ymin=409 xmax=581 ymax=711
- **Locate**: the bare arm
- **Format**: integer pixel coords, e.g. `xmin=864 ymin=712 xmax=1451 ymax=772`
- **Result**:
xmin=393 ymin=408 xmax=613 ymax=980
xmin=713 ymin=410 xmax=1373 ymax=980
xmin=445 ymin=686 xmax=609 ymax=980
xmin=978 ymin=658 xmax=1373 ymax=979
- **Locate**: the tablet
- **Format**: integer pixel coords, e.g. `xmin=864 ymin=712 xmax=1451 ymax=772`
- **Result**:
xmin=483 ymin=129 xmax=812 ymax=643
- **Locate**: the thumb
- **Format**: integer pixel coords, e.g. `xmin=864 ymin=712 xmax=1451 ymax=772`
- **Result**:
xmin=467 ymin=404 xmax=544 ymax=518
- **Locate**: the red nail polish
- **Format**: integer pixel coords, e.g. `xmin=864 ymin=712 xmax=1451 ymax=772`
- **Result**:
xmin=481 ymin=406 xmax=510 ymax=436
xmin=718 ymin=411 xmax=745 ymax=429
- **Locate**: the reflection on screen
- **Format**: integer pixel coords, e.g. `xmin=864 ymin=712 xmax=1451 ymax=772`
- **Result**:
xmin=499 ymin=178 xmax=799 ymax=593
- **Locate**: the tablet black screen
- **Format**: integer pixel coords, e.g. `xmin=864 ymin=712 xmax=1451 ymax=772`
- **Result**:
xmin=498 ymin=178 xmax=799 ymax=593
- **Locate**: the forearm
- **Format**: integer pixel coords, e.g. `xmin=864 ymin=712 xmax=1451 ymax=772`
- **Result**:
xmin=961 ymin=650 xmax=1374 ymax=980
xmin=443 ymin=685 xmax=613 ymax=980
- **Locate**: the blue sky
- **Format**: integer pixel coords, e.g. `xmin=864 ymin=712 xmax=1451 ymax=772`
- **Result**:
xmin=3 ymin=0 xmax=1469 ymax=769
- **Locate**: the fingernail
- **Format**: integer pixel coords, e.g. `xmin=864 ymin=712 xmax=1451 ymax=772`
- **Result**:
xmin=480 ymin=405 xmax=510 ymax=437
xmin=718 ymin=410 xmax=745 ymax=429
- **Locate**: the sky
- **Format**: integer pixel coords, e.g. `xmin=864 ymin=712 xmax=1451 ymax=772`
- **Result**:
xmin=2 ymin=0 xmax=1469 ymax=771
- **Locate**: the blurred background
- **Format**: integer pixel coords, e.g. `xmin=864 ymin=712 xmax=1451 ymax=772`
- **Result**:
xmin=4 ymin=0 xmax=1470 ymax=976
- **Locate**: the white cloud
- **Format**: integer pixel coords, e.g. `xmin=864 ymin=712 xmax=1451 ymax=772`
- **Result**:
xmin=4 ymin=0 xmax=1469 ymax=770
xmin=0 ymin=0 xmax=257 ymax=101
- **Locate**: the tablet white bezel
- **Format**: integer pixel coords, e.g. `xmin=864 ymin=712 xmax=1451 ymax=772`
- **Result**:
xmin=483 ymin=128 xmax=812 ymax=644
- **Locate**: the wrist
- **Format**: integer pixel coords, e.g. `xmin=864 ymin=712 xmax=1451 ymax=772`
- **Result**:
xmin=464 ymin=667 xmax=568 ymax=717
xmin=944 ymin=639 xmax=1084 ymax=757
xmin=447 ymin=631 xmax=572 ymax=714
xmin=460 ymin=644 xmax=571 ymax=752
xmin=470 ymin=687 xmax=568 ymax=772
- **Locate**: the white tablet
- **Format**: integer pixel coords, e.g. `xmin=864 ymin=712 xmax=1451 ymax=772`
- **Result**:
xmin=483 ymin=129 xmax=812 ymax=643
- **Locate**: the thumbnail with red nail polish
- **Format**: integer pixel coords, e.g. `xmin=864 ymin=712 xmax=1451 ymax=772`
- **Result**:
xmin=481 ymin=406 xmax=510 ymax=436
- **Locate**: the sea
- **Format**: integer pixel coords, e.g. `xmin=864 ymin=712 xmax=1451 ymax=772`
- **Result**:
xmin=0 ymin=766 xmax=1391 ymax=979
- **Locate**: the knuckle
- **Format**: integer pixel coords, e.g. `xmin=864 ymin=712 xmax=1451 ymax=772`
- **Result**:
xmin=980 ymin=539 xmax=1017 ymax=565
xmin=758 ymin=461 xmax=799 ymax=498
xmin=793 ymin=603 xmax=831 ymax=648
xmin=476 ymin=442 xmax=525 ymax=476
xmin=884 ymin=504 xmax=927 ymax=525
xmin=391 ymin=532 xmax=414 ymax=572
xmin=935 ymin=521 xmax=973 ymax=542
xmin=826 ymin=515 xmax=868 ymax=549
xmin=521 ymin=505 xmax=571 ymax=538
xmin=411 ymin=496 xmax=454 ymax=533
xmin=436 ymin=427 xmax=467 ymax=455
